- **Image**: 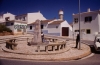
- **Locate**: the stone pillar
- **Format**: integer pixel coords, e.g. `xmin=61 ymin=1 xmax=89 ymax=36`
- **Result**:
xmin=62 ymin=44 xmax=64 ymax=49
xmin=37 ymin=45 xmax=40 ymax=52
xmin=45 ymin=46 xmax=48 ymax=52
xmin=53 ymin=46 xmax=55 ymax=51
xmin=32 ymin=20 xmax=42 ymax=44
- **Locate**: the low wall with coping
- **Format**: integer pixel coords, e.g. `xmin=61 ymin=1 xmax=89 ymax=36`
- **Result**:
xmin=37 ymin=41 xmax=68 ymax=54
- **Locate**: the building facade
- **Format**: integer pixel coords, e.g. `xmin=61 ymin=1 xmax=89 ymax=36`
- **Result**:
xmin=26 ymin=11 xmax=46 ymax=33
xmin=73 ymin=8 xmax=100 ymax=41
xmin=0 ymin=12 xmax=27 ymax=35
xmin=0 ymin=10 xmax=72 ymax=37
xmin=0 ymin=12 xmax=15 ymax=22
xmin=27 ymin=10 xmax=72 ymax=37
xmin=15 ymin=11 xmax=46 ymax=24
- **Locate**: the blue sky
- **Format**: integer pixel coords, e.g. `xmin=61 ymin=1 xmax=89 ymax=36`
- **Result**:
xmin=0 ymin=0 xmax=100 ymax=23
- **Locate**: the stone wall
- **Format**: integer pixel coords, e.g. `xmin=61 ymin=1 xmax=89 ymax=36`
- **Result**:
xmin=0 ymin=32 xmax=13 ymax=36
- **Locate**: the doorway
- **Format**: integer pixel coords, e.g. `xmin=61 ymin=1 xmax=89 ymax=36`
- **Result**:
xmin=62 ymin=27 xmax=69 ymax=36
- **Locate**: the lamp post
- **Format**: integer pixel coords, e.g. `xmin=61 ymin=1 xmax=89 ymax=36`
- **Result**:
xmin=79 ymin=0 xmax=81 ymax=50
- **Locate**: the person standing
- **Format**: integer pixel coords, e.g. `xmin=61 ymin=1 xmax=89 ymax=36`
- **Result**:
xmin=41 ymin=32 xmax=44 ymax=43
xmin=75 ymin=34 xmax=80 ymax=48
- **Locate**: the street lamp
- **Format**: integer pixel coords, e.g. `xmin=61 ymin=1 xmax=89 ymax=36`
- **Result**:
xmin=79 ymin=0 xmax=81 ymax=50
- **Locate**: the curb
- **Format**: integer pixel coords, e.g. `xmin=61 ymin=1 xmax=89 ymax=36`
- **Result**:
xmin=0 ymin=51 xmax=91 ymax=61
xmin=2 ymin=47 xmax=70 ymax=55
xmin=0 ymin=43 xmax=91 ymax=61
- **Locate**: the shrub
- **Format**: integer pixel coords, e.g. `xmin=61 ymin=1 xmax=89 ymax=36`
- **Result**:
xmin=6 ymin=28 xmax=12 ymax=32
xmin=0 ymin=24 xmax=12 ymax=33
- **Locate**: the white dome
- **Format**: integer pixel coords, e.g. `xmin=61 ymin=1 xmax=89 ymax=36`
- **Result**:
xmin=59 ymin=10 xmax=64 ymax=15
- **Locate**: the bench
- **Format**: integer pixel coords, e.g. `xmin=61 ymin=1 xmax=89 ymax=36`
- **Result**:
xmin=45 ymin=41 xmax=66 ymax=51
xmin=44 ymin=37 xmax=58 ymax=42
xmin=6 ymin=39 xmax=18 ymax=50
xmin=37 ymin=41 xmax=66 ymax=52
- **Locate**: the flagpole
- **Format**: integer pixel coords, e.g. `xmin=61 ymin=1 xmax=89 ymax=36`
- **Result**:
xmin=79 ymin=0 xmax=81 ymax=50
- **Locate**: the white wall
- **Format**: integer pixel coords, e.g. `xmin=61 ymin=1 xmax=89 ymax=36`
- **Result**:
xmin=98 ymin=13 xmax=100 ymax=32
xmin=27 ymin=12 xmax=46 ymax=24
xmin=42 ymin=24 xmax=48 ymax=30
xmin=60 ymin=20 xmax=73 ymax=37
xmin=73 ymin=12 xmax=99 ymax=41
xmin=27 ymin=24 xmax=34 ymax=33
xmin=0 ymin=13 xmax=15 ymax=22
xmin=3 ymin=13 xmax=15 ymax=21
xmin=48 ymin=24 xmax=60 ymax=33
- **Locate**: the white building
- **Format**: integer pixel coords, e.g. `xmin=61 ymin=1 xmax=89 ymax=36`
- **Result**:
xmin=15 ymin=11 xmax=46 ymax=24
xmin=47 ymin=19 xmax=72 ymax=37
xmin=0 ymin=12 xmax=27 ymax=35
xmin=6 ymin=20 xmax=27 ymax=35
xmin=0 ymin=11 xmax=46 ymax=35
xmin=0 ymin=10 xmax=72 ymax=37
xmin=0 ymin=12 xmax=15 ymax=22
xmin=27 ymin=10 xmax=73 ymax=37
xmin=73 ymin=8 xmax=100 ymax=41
xmin=26 ymin=11 xmax=46 ymax=33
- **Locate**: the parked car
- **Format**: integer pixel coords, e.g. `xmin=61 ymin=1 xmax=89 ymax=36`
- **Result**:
xmin=94 ymin=34 xmax=100 ymax=51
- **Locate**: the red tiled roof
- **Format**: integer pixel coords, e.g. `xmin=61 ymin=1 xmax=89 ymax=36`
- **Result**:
xmin=28 ymin=21 xmax=36 ymax=25
xmin=41 ymin=19 xmax=54 ymax=24
xmin=6 ymin=20 xmax=27 ymax=24
xmin=29 ymin=19 xmax=54 ymax=24
xmin=48 ymin=20 xmax=64 ymax=25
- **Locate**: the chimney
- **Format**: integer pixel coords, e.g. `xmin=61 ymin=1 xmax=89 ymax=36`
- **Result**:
xmin=87 ymin=8 xmax=90 ymax=12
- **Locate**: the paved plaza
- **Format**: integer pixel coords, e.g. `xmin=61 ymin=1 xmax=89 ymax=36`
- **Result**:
xmin=0 ymin=39 xmax=91 ymax=61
